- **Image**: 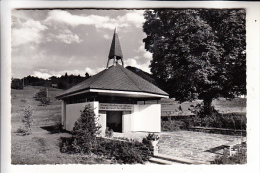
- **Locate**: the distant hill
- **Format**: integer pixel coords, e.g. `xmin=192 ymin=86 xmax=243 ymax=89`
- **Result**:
xmin=126 ymin=66 xmax=157 ymax=85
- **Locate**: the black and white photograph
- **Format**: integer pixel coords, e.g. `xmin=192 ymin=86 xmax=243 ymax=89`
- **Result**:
xmin=1 ymin=1 xmax=259 ymax=172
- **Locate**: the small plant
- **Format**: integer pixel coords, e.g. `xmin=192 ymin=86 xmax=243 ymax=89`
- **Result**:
xmin=17 ymin=104 xmax=33 ymax=135
xmin=105 ymin=128 xmax=114 ymax=138
xmin=17 ymin=126 xmax=29 ymax=135
xmin=212 ymin=142 xmax=247 ymax=164
xmin=145 ymin=133 xmax=159 ymax=141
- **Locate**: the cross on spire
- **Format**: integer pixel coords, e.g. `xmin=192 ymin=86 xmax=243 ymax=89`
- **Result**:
xmin=107 ymin=28 xmax=124 ymax=68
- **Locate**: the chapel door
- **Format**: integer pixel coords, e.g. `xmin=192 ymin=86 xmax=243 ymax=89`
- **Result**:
xmin=106 ymin=111 xmax=122 ymax=132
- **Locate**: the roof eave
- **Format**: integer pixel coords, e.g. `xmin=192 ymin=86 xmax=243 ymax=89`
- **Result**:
xmin=56 ymin=88 xmax=169 ymax=100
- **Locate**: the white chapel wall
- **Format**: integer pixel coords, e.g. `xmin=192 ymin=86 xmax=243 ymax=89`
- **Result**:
xmin=122 ymin=111 xmax=132 ymax=133
xmin=99 ymin=110 xmax=106 ymax=135
xmin=65 ymin=101 xmax=99 ymax=131
xmin=132 ymin=104 xmax=161 ymax=133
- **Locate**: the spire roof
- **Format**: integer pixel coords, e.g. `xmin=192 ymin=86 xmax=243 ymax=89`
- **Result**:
xmin=108 ymin=28 xmax=123 ymax=60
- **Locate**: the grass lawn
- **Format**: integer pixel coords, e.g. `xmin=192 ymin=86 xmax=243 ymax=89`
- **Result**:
xmin=11 ymin=86 xmax=111 ymax=164
xmin=159 ymin=97 xmax=246 ymax=116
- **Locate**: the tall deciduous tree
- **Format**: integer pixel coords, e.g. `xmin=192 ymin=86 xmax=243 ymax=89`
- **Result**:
xmin=143 ymin=9 xmax=246 ymax=115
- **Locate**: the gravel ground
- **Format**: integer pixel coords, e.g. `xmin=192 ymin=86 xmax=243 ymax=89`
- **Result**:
xmin=158 ymin=131 xmax=245 ymax=163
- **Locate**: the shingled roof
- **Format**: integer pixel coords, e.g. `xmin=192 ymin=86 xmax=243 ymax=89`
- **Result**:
xmin=56 ymin=64 xmax=168 ymax=99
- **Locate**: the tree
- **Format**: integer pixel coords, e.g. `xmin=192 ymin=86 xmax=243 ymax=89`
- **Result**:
xmin=85 ymin=72 xmax=90 ymax=79
xmin=11 ymin=78 xmax=23 ymax=89
xmin=200 ymin=9 xmax=246 ymax=96
xmin=71 ymin=105 xmax=101 ymax=154
xmin=143 ymin=9 xmax=246 ymax=115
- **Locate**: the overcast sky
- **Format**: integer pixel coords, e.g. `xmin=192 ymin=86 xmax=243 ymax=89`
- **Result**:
xmin=11 ymin=9 xmax=152 ymax=79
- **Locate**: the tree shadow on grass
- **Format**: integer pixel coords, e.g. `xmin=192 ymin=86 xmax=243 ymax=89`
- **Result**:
xmin=205 ymin=145 xmax=230 ymax=155
xmin=41 ymin=124 xmax=70 ymax=134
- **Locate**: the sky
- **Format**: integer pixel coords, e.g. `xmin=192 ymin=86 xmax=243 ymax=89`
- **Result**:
xmin=11 ymin=9 xmax=153 ymax=79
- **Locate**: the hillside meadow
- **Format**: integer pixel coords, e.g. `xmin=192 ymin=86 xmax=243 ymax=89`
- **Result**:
xmin=11 ymin=86 xmax=110 ymax=164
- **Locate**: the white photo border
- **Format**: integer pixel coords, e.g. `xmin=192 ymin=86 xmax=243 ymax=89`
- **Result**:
xmin=1 ymin=1 xmax=259 ymax=173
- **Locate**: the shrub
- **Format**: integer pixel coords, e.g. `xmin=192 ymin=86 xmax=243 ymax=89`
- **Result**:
xmin=40 ymin=97 xmax=50 ymax=105
xmin=60 ymin=136 xmax=153 ymax=164
xmin=162 ymin=118 xmax=188 ymax=131
xmin=94 ymin=138 xmax=153 ymax=164
xmin=198 ymin=113 xmax=246 ymax=130
xmin=161 ymin=112 xmax=246 ymax=132
xmin=212 ymin=142 xmax=247 ymax=164
xmin=34 ymin=88 xmax=50 ymax=106
xmin=187 ymin=100 xmax=247 ymax=130
xmin=185 ymin=103 xmax=247 ymax=130
xmin=60 ymin=137 xmax=74 ymax=153
xmin=35 ymin=89 xmax=46 ymax=100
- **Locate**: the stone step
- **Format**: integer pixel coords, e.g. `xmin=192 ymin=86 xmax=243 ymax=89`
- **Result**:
xmin=154 ymin=153 xmax=210 ymax=165
xmin=149 ymin=157 xmax=182 ymax=165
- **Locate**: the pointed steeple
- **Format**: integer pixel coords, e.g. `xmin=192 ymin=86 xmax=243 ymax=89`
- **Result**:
xmin=107 ymin=28 xmax=124 ymax=68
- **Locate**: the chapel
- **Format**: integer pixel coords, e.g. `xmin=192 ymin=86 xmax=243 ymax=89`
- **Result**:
xmin=56 ymin=29 xmax=169 ymax=134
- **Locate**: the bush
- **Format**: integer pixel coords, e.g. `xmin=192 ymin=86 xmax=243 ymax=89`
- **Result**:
xmin=197 ymin=113 xmax=246 ymax=130
xmin=34 ymin=88 xmax=50 ymax=106
xmin=162 ymin=118 xmax=188 ymax=131
xmin=93 ymin=138 xmax=153 ymax=164
xmin=60 ymin=136 xmax=153 ymax=164
xmin=212 ymin=142 xmax=247 ymax=164
xmin=11 ymin=78 xmax=23 ymax=90
xmin=40 ymin=97 xmax=50 ymax=105
xmin=161 ymin=112 xmax=246 ymax=132
xmin=187 ymin=101 xmax=247 ymax=130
